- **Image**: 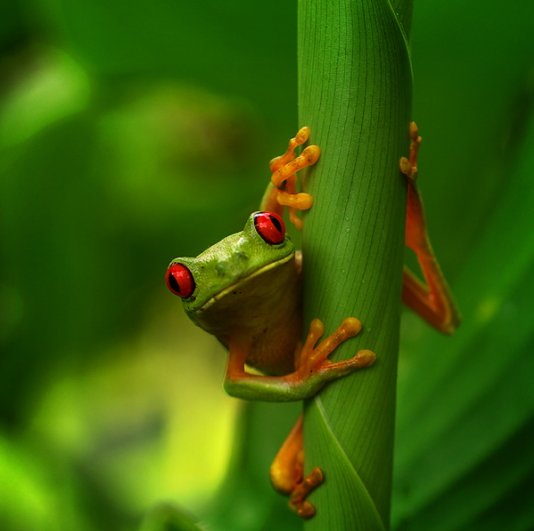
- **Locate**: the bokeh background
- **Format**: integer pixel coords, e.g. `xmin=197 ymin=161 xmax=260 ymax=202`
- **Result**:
xmin=1 ymin=1 xmax=533 ymax=530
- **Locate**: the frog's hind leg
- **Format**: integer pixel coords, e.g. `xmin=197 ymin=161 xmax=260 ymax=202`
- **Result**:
xmin=261 ymin=127 xmax=320 ymax=229
xmin=270 ymin=414 xmax=323 ymax=519
xmin=400 ymin=122 xmax=460 ymax=334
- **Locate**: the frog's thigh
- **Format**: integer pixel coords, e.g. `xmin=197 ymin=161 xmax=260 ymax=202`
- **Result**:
xmin=270 ymin=414 xmax=323 ymax=519
xmin=270 ymin=415 xmax=304 ymax=495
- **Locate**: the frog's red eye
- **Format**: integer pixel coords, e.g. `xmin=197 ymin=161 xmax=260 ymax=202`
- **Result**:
xmin=166 ymin=263 xmax=195 ymax=298
xmin=254 ymin=211 xmax=286 ymax=245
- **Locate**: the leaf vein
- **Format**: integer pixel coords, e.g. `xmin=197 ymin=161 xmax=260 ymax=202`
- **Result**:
xmin=315 ymin=397 xmax=387 ymax=531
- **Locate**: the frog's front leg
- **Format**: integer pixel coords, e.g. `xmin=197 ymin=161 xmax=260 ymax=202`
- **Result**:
xmin=261 ymin=127 xmax=320 ymax=229
xmin=224 ymin=318 xmax=375 ymax=402
xmin=226 ymin=318 xmax=374 ymax=517
xmin=400 ymin=122 xmax=461 ymax=334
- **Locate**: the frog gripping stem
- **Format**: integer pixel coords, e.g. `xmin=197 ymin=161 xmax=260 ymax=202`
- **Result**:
xmin=294 ymin=317 xmax=376 ymax=382
xmin=261 ymin=127 xmax=320 ymax=229
xmin=269 ymin=318 xmax=376 ymax=518
xmin=224 ymin=317 xmax=375 ymax=402
xmin=223 ymin=312 xmax=375 ymax=521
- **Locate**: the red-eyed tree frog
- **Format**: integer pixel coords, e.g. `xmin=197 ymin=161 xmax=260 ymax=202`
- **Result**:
xmin=165 ymin=125 xmax=459 ymax=518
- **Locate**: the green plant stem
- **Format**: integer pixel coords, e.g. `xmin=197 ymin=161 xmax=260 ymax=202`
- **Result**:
xmin=298 ymin=0 xmax=413 ymax=529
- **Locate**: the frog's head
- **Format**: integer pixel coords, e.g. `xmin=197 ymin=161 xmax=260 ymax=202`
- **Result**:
xmin=165 ymin=211 xmax=295 ymax=315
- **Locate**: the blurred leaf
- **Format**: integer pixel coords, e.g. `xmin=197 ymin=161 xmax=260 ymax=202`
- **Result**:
xmin=0 ymin=48 xmax=90 ymax=145
xmin=0 ymin=1 xmax=26 ymax=50
xmin=0 ymin=434 xmax=90 ymax=531
xmin=393 ymin=17 xmax=534 ymax=531
xmin=140 ymin=503 xmax=202 ymax=531
xmin=0 ymin=1 xmax=298 ymax=529
xmin=32 ymin=0 xmax=298 ymax=135
xmin=203 ymin=402 xmax=302 ymax=531
xmin=390 ymin=2 xmax=534 ymax=529
xmin=409 ymin=0 xmax=534 ymax=274
xmin=0 ymin=48 xmax=266 ymax=420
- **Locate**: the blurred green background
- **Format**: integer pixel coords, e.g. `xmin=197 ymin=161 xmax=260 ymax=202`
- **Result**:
xmin=0 ymin=1 xmax=533 ymax=530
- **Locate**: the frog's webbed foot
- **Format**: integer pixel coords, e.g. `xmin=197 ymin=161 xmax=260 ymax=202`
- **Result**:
xmin=261 ymin=127 xmax=320 ymax=230
xmin=289 ymin=467 xmax=324 ymax=519
xmin=224 ymin=317 xmax=374 ymax=402
xmin=269 ymin=318 xmax=374 ymax=519
xmin=228 ymin=317 xmax=375 ymax=517
xmin=399 ymin=121 xmax=421 ymax=183
xmin=399 ymin=121 xmax=425 ymax=253
xmin=292 ymin=317 xmax=376 ymax=386
xmin=270 ymin=415 xmax=324 ymax=519
xmin=224 ymin=317 xmax=376 ymax=402
xmin=271 ymin=315 xmax=374 ymax=519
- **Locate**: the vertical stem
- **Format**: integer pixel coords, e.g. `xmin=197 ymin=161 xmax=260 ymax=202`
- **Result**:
xmin=298 ymin=0 xmax=412 ymax=529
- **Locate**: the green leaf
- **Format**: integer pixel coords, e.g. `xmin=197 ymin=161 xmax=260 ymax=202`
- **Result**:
xmin=393 ymin=99 xmax=534 ymax=530
xmin=140 ymin=503 xmax=203 ymax=531
xmin=305 ymin=400 xmax=386 ymax=530
xmin=298 ymin=0 xmax=413 ymax=528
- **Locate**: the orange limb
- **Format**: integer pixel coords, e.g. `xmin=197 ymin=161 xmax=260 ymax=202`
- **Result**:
xmin=270 ymin=415 xmax=324 ymax=519
xmin=261 ymin=127 xmax=320 ymax=229
xmin=224 ymin=318 xmax=375 ymax=518
xmin=293 ymin=317 xmax=375 ymax=381
xmin=400 ymin=122 xmax=460 ymax=334
xmin=224 ymin=318 xmax=375 ymax=401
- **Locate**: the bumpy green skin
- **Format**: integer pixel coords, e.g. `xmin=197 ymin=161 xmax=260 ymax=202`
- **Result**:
xmin=169 ymin=212 xmax=295 ymax=314
xmin=223 ymin=364 xmax=357 ymax=402
xmin=169 ymin=211 xmax=372 ymax=402
xmin=170 ymin=212 xmax=302 ymax=381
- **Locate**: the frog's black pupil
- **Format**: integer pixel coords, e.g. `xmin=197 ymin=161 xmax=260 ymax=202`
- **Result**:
xmin=168 ymin=273 xmax=181 ymax=294
xmin=269 ymin=214 xmax=282 ymax=233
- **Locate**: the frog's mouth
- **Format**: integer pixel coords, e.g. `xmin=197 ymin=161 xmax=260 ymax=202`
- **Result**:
xmin=195 ymin=252 xmax=295 ymax=314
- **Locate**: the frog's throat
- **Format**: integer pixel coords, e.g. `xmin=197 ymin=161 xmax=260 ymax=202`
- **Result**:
xmin=197 ymin=252 xmax=295 ymax=313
